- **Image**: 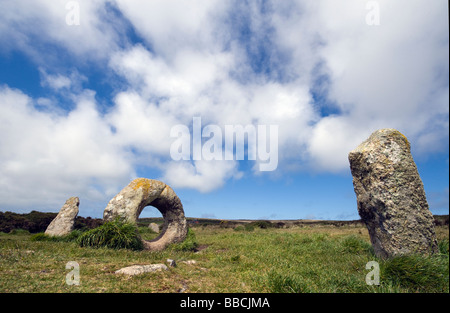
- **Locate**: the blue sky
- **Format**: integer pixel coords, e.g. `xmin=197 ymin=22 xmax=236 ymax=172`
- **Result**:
xmin=0 ymin=0 xmax=448 ymax=220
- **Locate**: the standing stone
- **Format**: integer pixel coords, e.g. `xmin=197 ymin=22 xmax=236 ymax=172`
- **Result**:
xmin=149 ymin=222 xmax=160 ymax=233
xmin=103 ymin=178 xmax=188 ymax=251
xmin=45 ymin=197 xmax=79 ymax=236
xmin=349 ymin=129 xmax=438 ymax=258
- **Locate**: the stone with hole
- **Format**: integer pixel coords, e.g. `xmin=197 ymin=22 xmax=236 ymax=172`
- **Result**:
xmin=103 ymin=178 xmax=188 ymax=251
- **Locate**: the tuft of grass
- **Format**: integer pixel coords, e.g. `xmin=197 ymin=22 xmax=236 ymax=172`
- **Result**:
xmin=267 ymin=271 xmax=309 ymax=293
xmin=170 ymin=228 xmax=198 ymax=252
xmin=381 ymin=254 xmax=449 ymax=292
xmin=438 ymin=239 xmax=449 ymax=255
xmin=31 ymin=230 xmax=84 ymax=242
xmin=9 ymin=229 xmax=30 ymax=235
xmin=30 ymin=232 xmax=52 ymax=241
xmin=77 ymin=218 xmax=144 ymax=251
xmin=340 ymin=235 xmax=373 ymax=254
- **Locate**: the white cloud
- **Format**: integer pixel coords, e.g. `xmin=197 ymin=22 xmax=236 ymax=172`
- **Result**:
xmin=114 ymin=0 xmax=228 ymax=57
xmin=0 ymin=0 xmax=447 ymax=213
xmin=0 ymin=0 xmax=126 ymax=63
xmin=0 ymin=86 xmax=134 ymax=214
xmin=161 ymin=160 xmax=242 ymax=193
xmin=307 ymin=115 xmax=373 ymax=172
xmin=38 ymin=67 xmax=88 ymax=92
xmin=40 ymin=71 xmax=71 ymax=90
xmin=304 ymin=0 xmax=449 ymax=171
xmin=107 ymin=90 xmax=179 ymax=156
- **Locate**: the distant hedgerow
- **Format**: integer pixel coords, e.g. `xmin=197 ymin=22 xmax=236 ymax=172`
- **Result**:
xmin=77 ymin=218 xmax=143 ymax=251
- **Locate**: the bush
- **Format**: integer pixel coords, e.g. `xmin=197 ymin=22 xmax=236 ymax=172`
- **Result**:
xmin=0 ymin=210 xmax=103 ymax=233
xmin=248 ymin=220 xmax=273 ymax=229
xmin=73 ymin=216 xmax=103 ymax=231
xmin=77 ymin=219 xmax=143 ymax=251
xmin=0 ymin=211 xmax=56 ymax=233
xmin=244 ymin=224 xmax=255 ymax=232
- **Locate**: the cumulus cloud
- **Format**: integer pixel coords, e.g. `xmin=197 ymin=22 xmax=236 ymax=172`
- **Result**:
xmin=38 ymin=68 xmax=87 ymax=92
xmin=0 ymin=85 xmax=134 ymax=214
xmin=0 ymin=0 xmax=447 ymax=214
xmin=0 ymin=0 xmax=125 ymax=61
xmin=162 ymin=160 xmax=242 ymax=193
xmin=306 ymin=0 xmax=449 ymax=168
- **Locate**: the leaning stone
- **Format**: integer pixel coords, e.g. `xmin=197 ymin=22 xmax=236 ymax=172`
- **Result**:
xmin=349 ymin=129 xmax=438 ymax=258
xmin=149 ymin=222 xmax=160 ymax=233
xmin=103 ymin=178 xmax=188 ymax=251
xmin=45 ymin=197 xmax=79 ymax=236
xmin=115 ymin=264 xmax=168 ymax=276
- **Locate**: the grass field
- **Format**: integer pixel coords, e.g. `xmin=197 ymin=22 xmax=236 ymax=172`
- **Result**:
xmin=0 ymin=223 xmax=448 ymax=293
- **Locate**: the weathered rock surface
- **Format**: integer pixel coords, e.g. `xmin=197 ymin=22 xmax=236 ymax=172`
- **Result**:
xmin=349 ymin=129 xmax=438 ymax=258
xmin=149 ymin=222 xmax=160 ymax=233
xmin=115 ymin=264 xmax=168 ymax=276
xmin=45 ymin=197 xmax=79 ymax=236
xmin=103 ymin=178 xmax=188 ymax=251
xmin=181 ymin=260 xmax=197 ymax=265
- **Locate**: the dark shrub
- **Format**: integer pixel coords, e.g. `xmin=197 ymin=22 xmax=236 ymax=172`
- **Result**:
xmin=248 ymin=220 xmax=273 ymax=229
xmin=0 ymin=211 xmax=56 ymax=233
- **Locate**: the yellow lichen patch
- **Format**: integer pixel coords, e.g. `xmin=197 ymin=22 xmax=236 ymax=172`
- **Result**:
xmin=392 ymin=130 xmax=411 ymax=151
xmin=130 ymin=178 xmax=152 ymax=192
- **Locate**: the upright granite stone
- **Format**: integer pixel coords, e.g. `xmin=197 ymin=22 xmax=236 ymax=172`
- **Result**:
xmin=103 ymin=178 xmax=188 ymax=251
xmin=349 ymin=129 xmax=438 ymax=258
xmin=45 ymin=197 xmax=79 ymax=236
xmin=148 ymin=222 xmax=160 ymax=233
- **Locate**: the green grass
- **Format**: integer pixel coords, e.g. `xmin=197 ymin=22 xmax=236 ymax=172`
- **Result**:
xmin=380 ymin=254 xmax=449 ymax=292
xmin=77 ymin=219 xmax=144 ymax=251
xmin=30 ymin=230 xmax=84 ymax=242
xmin=169 ymin=228 xmax=199 ymax=252
xmin=0 ymin=225 xmax=448 ymax=293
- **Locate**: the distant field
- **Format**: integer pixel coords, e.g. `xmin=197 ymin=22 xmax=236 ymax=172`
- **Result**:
xmin=0 ymin=221 xmax=448 ymax=293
